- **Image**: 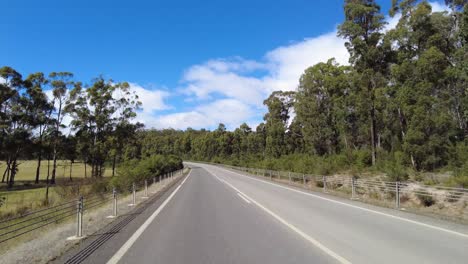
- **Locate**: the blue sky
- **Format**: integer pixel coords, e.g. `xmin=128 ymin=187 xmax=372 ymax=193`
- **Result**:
xmin=2 ymin=0 xmax=448 ymax=130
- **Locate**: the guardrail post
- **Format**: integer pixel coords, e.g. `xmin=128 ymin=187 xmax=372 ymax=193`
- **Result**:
xmin=76 ymin=196 xmax=83 ymax=237
xmin=112 ymin=188 xmax=117 ymax=217
xmin=303 ymin=174 xmax=306 ymax=186
xmin=396 ymin=181 xmax=400 ymax=209
xmin=288 ymin=172 xmax=291 ymax=184
xmin=269 ymin=171 xmax=272 ymax=181
xmin=323 ymin=176 xmax=327 ymax=192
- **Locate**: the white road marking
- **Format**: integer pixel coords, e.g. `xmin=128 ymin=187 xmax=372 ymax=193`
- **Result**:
xmin=216 ymin=175 xmax=351 ymax=264
xmin=237 ymin=193 xmax=251 ymax=204
xmin=212 ymin=166 xmax=468 ymax=239
xmin=106 ymin=171 xmax=192 ymax=264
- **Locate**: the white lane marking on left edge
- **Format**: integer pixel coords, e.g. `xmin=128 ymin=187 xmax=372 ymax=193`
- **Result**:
xmin=216 ymin=175 xmax=351 ymax=264
xmin=106 ymin=171 xmax=192 ymax=264
xmin=237 ymin=193 xmax=251 ymax=204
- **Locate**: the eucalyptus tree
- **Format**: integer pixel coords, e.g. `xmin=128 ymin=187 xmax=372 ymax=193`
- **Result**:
xmin=263 ymin=91 xmax=295 ymax=158
xmin=67 ymin=77 xmax=141 ymax=177
xmin=0 ymin=66 xmax=22 ymax=182
xmin=24 ymin=73 xmax=54 ymax=183
xmin=49 ymin=72 xmax=75 ymax=184
xmin=387 ymin=1 xmax=460 ymax=170
xmin=338 ymin=0 xmax=389 ymax=165
xmin=296 ymin=59 xmax=351 ymax=155
xmin=0 ymin=67 xmax=36 ymax=188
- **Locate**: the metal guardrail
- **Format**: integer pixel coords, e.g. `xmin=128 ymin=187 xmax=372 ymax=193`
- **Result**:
xmin=0 ymin=169 xmax=185 ymax=243
xmin=208 ymin=163 xmax=468 ymax=211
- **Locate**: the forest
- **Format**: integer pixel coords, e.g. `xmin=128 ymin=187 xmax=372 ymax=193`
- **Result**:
xmin=136 ymin=0 xmax=468 ymax=186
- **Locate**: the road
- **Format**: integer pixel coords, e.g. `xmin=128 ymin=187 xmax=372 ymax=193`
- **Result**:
xmin=60 ymin=163 xmax=468 ymax=264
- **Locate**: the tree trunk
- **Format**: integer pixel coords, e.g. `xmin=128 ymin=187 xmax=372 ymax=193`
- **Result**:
xmin=51 ymin=150 xmax=58 ymax=184
xmin=2 ymin=158 xmax=10 ymax=183
xmin=47 ymin=156 xmax=50 ymax=184
xmin=398 ymin=107 xmax=416 ymax=169
xmin=112 ymin=154 xmax=117 ymax=177
xmin=84 ymin=158 xmax=87 ymax=178
xmin=69 ymin=160 xmax=73 ymax=182
xmin=35 ymin=150 xmax=42 ymax=184
xmin=370 ymin=107 xmax=377 ymax=166
xmin=8 ymin=158 xmax=17 ymax=189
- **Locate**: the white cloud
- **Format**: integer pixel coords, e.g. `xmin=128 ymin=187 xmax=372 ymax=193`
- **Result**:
xmin=429 ymin=1 xmax=451 ymax=12
xmin=385 ymin=1 xmax=450 ymax=32
xmin=149 ymin=99 xmax=256 ymax=130
xmin=127 ymin=83 xmax=170 ymax=114
xmin=182 ymin=32 xmax=349 ymax=106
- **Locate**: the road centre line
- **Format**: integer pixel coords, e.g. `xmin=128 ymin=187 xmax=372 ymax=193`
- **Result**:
xmin=215 ymin=174 xmax=351 ymax=264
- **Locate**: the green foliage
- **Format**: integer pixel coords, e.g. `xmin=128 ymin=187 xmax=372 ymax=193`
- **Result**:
xmin=110 ymin=155 xmax=182 ymax=192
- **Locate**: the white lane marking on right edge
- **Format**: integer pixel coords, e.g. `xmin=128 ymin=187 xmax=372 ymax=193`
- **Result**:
xmin=237 ymin=193 xmax=251 ymax=204
xmin=212 ymin=166 xmax=468 ymax=239
xmin=107 ymin=171 xmax=192 ymax=264
xmin=216 ymin=175 xmax=351 ymax=264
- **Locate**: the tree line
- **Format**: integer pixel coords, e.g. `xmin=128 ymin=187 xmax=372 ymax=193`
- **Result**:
xmin=0 ymin=68 xmax=143 ymax=189
xmin=138 ymin=1 xmax=468 ymax=186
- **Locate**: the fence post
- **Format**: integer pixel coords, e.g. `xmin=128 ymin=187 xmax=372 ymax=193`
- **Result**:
xmin=323 ymin=176 xmax=327 ymax=192
xmin=396 ymin=181 xmax=400 ymax=209
xmin=130 ymin=183 xmax=136 ymax=206
xmin=112 ymin=188 xmax=117 ymax=217
xmin=144 ymin=180 xmax=148 ymax=198
xmin=76 ymin=196 xmax=83 ymax=237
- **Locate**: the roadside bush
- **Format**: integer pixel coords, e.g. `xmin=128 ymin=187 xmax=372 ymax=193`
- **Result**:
xmin=415 ymin=190 xmax=436 ymax=207
xmin=110 ymin=155 xmax=183 ymax=192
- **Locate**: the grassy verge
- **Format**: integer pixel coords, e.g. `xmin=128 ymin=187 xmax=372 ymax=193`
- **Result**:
xmin=0 ymin=160 xmax=112 ymax=183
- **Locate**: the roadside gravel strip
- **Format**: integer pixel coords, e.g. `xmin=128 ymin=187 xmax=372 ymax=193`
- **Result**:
xmin=0 ymin=171 xmax=186 ymax=264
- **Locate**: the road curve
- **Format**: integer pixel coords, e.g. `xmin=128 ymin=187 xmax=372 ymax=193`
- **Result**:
xmin=59 ymin=163 xmax=468 ymax=264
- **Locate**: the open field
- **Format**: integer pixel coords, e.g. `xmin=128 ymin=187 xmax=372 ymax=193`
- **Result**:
xmin=0 ymin=160 xmax=112 ymax=218
xmin=0 ymin=160 xmax=112 ymax=183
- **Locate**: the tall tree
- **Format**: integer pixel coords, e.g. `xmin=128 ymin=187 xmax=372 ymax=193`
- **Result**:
xmin=338 ymin=0 xmax=388 ymax=165
xmin=24 ymin=73 xmax=54 ymax=183
xmin=49 ymin=72 xmax=74 ymax=184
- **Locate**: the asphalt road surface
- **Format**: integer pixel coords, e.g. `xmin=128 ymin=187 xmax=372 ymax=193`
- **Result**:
xmin=59 ymin=163 xmax=468 ymax=264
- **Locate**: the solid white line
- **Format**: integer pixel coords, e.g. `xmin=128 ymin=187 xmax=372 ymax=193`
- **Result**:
xmin=212 ymin=166 xmax=468 ymax=239
xmin=106 ymin=171 xmax=192 ymax=264
xmin=237 ymin=193 xmax=251 ymax=204
xmin=217 ymin=176 xmax=351 ymax=264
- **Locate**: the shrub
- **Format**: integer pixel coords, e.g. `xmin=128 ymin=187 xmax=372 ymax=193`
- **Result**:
xmin=111 ymin=155 xmax=183 ymax=192
xmin=415 ymin=190 xmax=436 ymax=207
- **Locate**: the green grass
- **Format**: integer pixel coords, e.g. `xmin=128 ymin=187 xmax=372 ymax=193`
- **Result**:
xmin=0 ymin=160 xmax=112 ymax=182
xmin=0 ymin=160 xmax=112 ymax=218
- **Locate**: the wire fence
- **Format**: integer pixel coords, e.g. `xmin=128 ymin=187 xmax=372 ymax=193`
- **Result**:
xmin=0 ymin=168 xmax=185 ymax=244
xmin=212 ymin=164 xmax=468 ymax=213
